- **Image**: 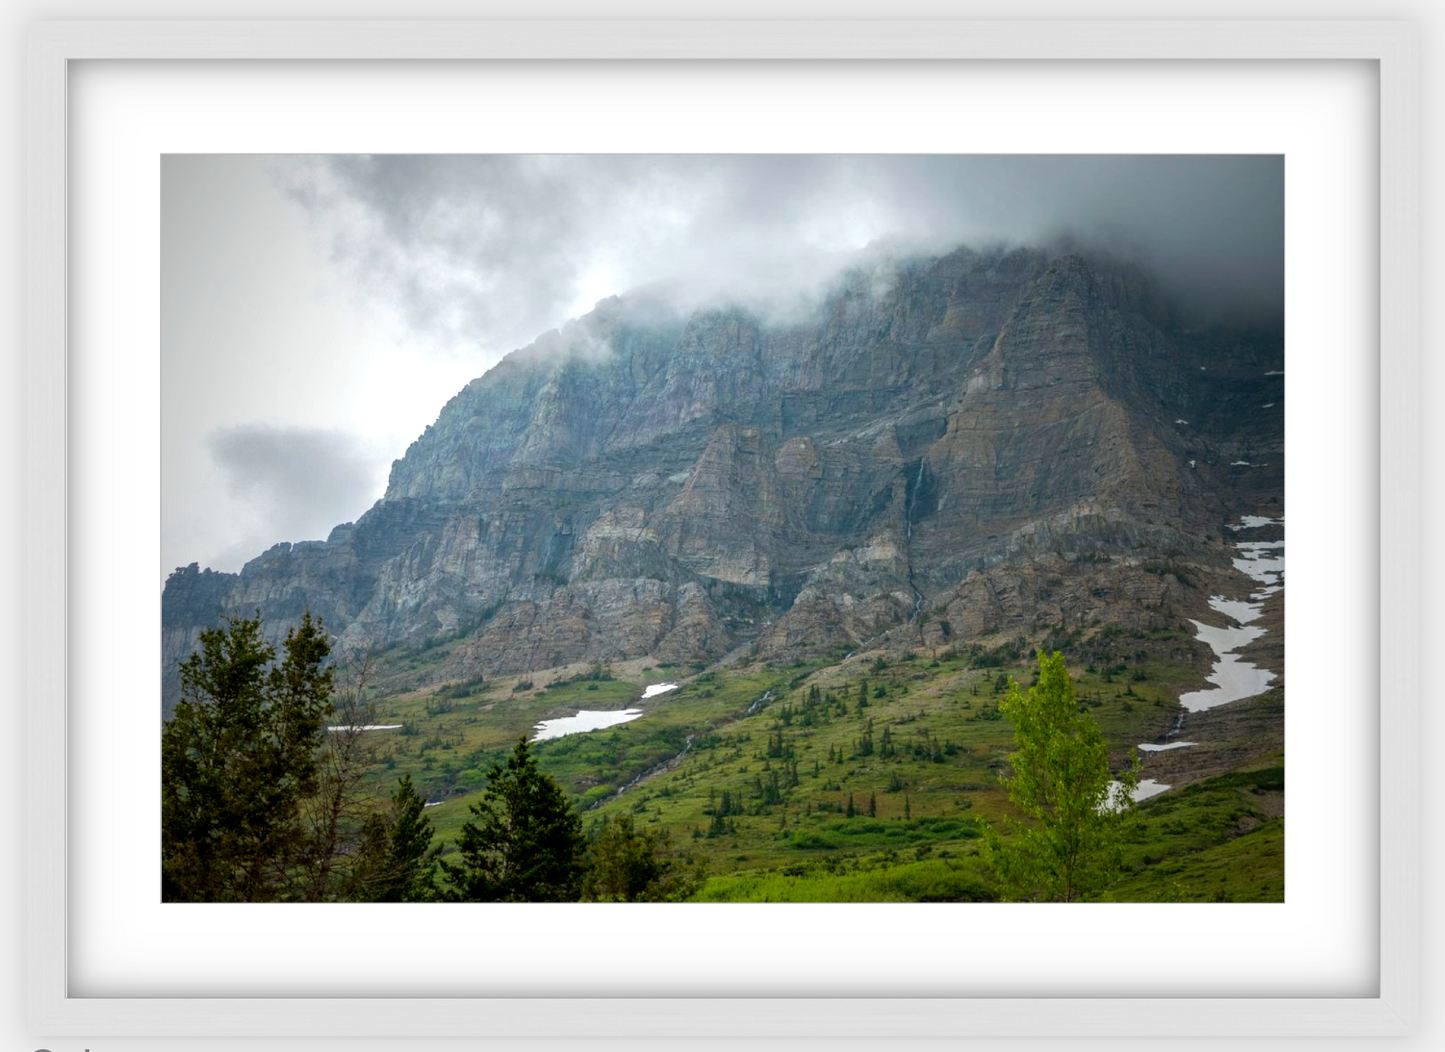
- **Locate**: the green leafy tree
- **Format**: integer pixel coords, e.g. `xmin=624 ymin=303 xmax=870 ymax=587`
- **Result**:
xmin=582 ymin=813 xmax=704 ymax=901
xmin=439 ymin=737 xmax=585 ymax=901
xmin=161 ymin=612 xmax=333 ymax=901
xmin=350 ymin=774 xmax=441 ymax=902
xmin=982 ymin=651 xmax=1140 ymax=902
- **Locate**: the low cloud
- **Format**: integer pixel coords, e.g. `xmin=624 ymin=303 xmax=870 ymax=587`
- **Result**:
xmin=206 ymin=425 xmax=385 ymax=565
xmin=278 ymin=154 xmax=1283 ymax=355
xmin=164 ymin=155 xmax=1283 ymax=578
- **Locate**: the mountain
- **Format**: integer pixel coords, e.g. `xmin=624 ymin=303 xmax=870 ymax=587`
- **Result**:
xmin=162 ymin=245 xmax=1283 ymax=712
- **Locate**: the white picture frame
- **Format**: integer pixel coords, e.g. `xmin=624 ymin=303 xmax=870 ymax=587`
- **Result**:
xmin=24 ymin=19 xmax=1420 ymax=1038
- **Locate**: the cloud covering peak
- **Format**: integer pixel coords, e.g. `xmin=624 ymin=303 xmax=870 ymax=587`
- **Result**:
xmin=280 ymin=154 xmax=1283 ymax=356
xmin=162 ymin=153 xmax=1281 ymax=579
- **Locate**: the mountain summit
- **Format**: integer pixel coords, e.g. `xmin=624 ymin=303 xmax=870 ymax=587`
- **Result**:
xmin=162 ymin=245 xmax=1283 ymax=712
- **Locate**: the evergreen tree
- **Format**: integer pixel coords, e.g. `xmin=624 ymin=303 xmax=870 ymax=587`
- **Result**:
xmin=162 ymin=612 xmax=333 ymax=902
xmin=867 ymin=791 xmax=877 ymax=817
xmin=846 ymin=793 xmax=856 ymax=818
xmin=440 ymin=737 xmax=585 ymax=901
xmin=904 ymin=794 xmax=911 ymax=820
xmin=982 ymin=651 xmax=1140 ymax=902
xmin=583 ymin=814 xmax=702 ymax=902
xmin=350 ymin=774 xmax=441 ymax=902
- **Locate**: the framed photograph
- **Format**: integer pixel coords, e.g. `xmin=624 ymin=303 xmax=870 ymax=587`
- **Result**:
xmin=25 ymin=19 xmax=1418 ymax=1038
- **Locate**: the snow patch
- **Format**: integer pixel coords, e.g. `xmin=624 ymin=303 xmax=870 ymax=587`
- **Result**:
xmin=1101 ymin=778 xmax=1172 ymax=811
xmin=1227 ymin=515 xmax=1284 ymax=530
xmin=532 ymin=709 xmax=644 ymax=742
xmin=1208 ymin=595 xmax=1265 ymax=625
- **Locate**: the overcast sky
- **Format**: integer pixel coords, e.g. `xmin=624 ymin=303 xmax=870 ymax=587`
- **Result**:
xmin=161 ymin=154 xmax=1282 ymax=578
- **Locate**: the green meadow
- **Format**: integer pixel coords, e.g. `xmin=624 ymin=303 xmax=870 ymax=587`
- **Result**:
xmin=350 ymin=638 xmax=1284 ymax=902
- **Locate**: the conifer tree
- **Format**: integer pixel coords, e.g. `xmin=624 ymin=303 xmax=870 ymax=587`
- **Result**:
xmin=162 ymin=612 xmax=333 ymax=902
xmin=440 ymin=737 xmax=585 ymax=901
xmin=350 ymin=774 xmax=441 ymax=902
xmin=583 ymin=813 xmax=702 ymax=902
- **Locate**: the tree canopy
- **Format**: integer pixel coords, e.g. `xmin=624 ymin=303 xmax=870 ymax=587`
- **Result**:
xmin=161 ymin=612 xmax=334 ymax=901
xmin=162 ymin=612 xmax=439 ymax=902
xmin=982 ymin=650 xmax=1140 ymax=902
xmin=350 ymin=774 xmax=441 ymax=902
xmin=583 ymin=813 xmax=702 ymax=902
xmin=439 ymin=737 xmax=586 ymax=902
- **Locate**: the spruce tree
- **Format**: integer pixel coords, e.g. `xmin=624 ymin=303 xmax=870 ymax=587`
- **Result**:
xmin=583 ymin=814 xmax=702 ymax=902
xmin=440 ymin=737 xmax=585 ymax=901
xmin=162 ymin=612 xmax=333 ymax=902
xmin=350 ymin=775 xmax=441 ymax=902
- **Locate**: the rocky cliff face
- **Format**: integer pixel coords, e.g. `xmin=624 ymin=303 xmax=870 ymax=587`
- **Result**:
xmin=162 ymin=245 xmax=1283 ymax=711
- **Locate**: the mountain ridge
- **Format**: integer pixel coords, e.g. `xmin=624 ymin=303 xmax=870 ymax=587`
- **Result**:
xmin=162 ymin=243 xmax=1283 ymax=713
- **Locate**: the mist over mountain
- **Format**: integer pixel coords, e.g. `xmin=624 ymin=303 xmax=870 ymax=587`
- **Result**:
xmin=162 ymin=241 xmax=1283 ymax=713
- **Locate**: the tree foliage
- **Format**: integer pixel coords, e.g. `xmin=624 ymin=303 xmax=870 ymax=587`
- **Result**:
xmin=982 ymin=650 xmax=1140 ymax=902
xmin=582 ymin=813 xmax=703 ymax=901
xmin=162 ymin=614 xmax=439 ymax=903
xmin=439 ymin=737 xmax=586 ymax=902
xmin=161 ymin=612 xmax=334 ymax=901
xmin=350 ymin=774 xmax=442 ymax=902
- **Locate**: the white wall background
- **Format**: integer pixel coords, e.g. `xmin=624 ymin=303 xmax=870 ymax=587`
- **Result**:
xmin=1 ymin=1 xmax=1435 ymax=1050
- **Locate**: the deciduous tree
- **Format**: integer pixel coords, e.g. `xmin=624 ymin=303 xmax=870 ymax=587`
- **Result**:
xmin=982 ymin=651 xmax=1140 ymax=902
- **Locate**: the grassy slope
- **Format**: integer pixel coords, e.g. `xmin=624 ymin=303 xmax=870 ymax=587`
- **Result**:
xmin=348 ymin=637 xmax=1284 ymax=902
